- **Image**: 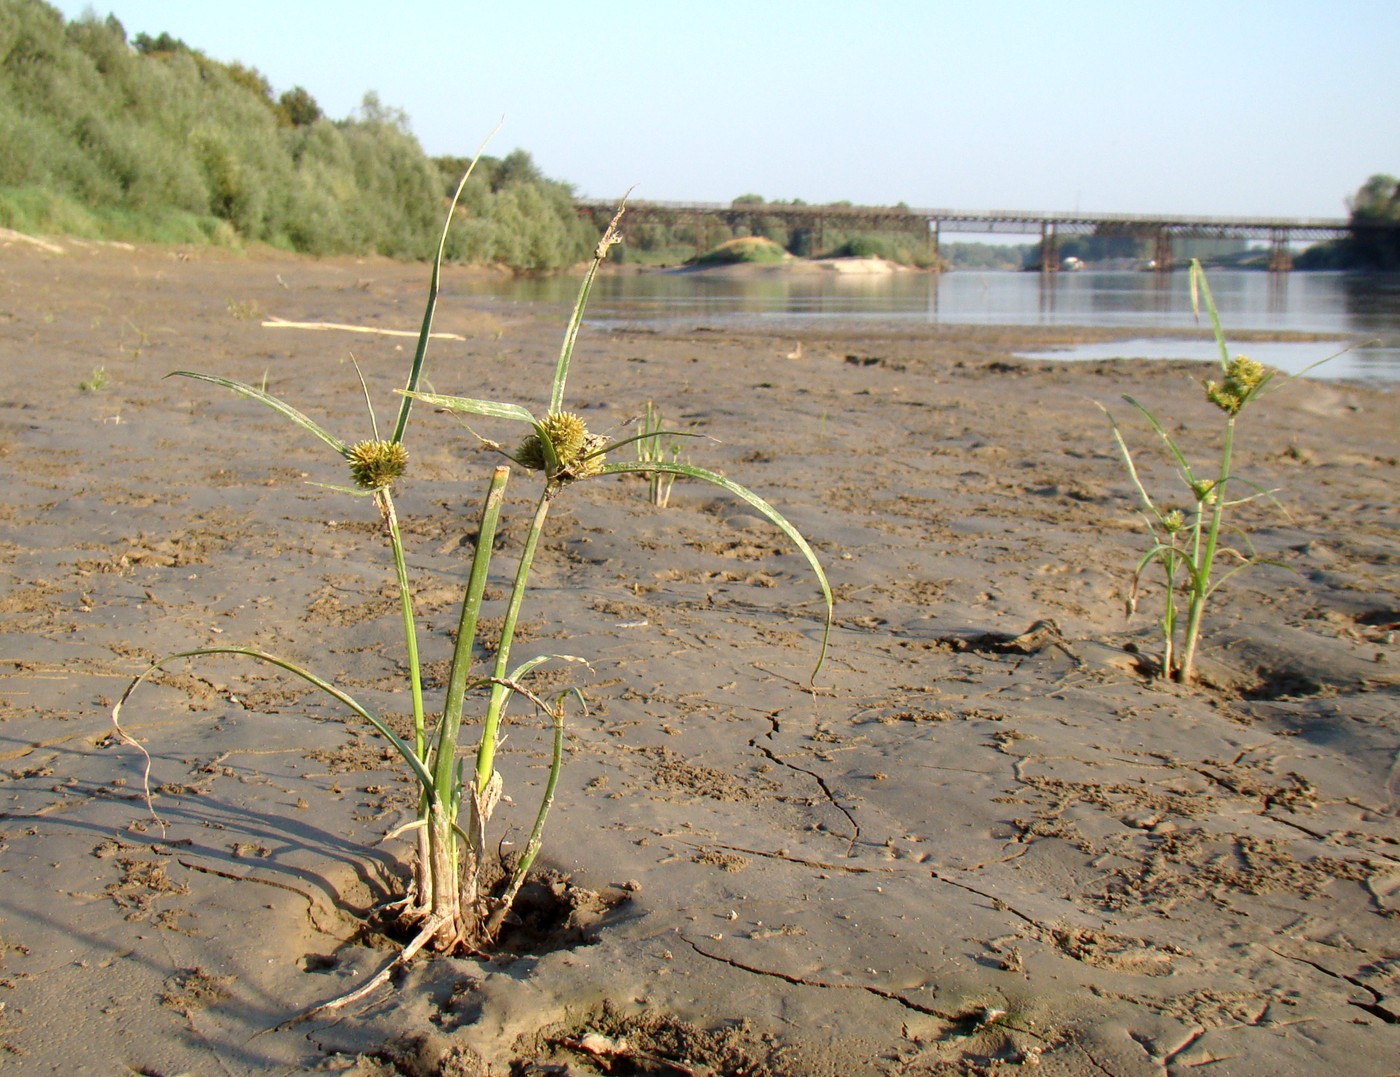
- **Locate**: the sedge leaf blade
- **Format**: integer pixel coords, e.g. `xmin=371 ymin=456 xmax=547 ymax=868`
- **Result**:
xmin=169 ymin=371 xmax=346 ymax=455
xmin=598 ymin=460 xmax=833 ymax=678
xmin=113 ymin=647 xmax=434 ymax=793
xmin=399 ymin=389 xmax=536 ymax=424
xmin=392 ymin=122 xmax=500 ymax=444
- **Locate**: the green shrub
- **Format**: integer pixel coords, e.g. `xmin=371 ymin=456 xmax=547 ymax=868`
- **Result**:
xmin=691 ymin=235 xmax=790 ymax=265
xmin=829 ymin=234 xmax=894 ymax=259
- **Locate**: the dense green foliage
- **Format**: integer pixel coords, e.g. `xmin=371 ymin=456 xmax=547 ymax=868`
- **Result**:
xmin=1343 ymin=174 xmax=1400 ymax=268
xmin=825 ymin=233 xmax=937 ymax=267
xmin=1297 ymin=174 xmax=1400 ymax=270
xmin=432 ymin=150 xmax=594 ymax=271
xmin=1049 ymin=234 xmax=1150 ymax=265
xmin=0 ymin=0 xmax=591 ymax=269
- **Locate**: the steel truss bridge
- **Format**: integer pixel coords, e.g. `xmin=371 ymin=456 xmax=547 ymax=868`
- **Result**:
xmin=575 ymin=199 xmax=1378 ymax=271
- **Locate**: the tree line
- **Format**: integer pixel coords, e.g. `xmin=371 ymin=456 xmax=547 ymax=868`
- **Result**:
xmin=0 ymin=0 xmax=592 ymax=270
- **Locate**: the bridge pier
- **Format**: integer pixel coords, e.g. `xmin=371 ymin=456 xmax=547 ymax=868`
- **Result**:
xmin=1039 ymin=222 xmax=1059 ymax=273
xmin=1268 ymin=229 xmax=1293 ymax=272
xmin=1153 ymin=230 xmax=1174 ymax=272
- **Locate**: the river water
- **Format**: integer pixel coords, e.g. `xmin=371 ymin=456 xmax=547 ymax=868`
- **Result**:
xmin=453 ymin=268 xmax=1400 ymax=384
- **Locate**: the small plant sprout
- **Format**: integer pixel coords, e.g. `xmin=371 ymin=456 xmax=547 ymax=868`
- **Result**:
xmin=79 ymin=365 xmax=109 ymax=391
xmin=1101 ymin=260 xmax=1328 ymax=685
xmin=113 ymin=162 xmax=832 ymax=1011
xmin=635 ymin=400 xmax=685 ymax=507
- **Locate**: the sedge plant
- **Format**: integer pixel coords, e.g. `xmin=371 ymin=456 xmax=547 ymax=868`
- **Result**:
xmin=114 ymin=138 xmax=500 ymax=959
xmin=635 ymin=400 xmax=685 ymax=507
xmin=113 ymin=169 xmax=832 ymax=992
xmin=1102 ymin=260 xmax=1320 ymax=685
xmin=79 ymin=365 xmax=109 ymax=391
xmin=403 ymin=209 xmax=833 ymax=904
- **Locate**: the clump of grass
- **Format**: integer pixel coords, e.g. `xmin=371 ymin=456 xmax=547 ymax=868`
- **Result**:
xmin=79 ymin=365 xmax=109 ymax=391
xmin=1102 ymin=260 xmax=1325 ymax=685
xmin=634 ymin=400 xmax=687 ymax=507
xmin=112 ymin=152 xmax=831 ymax=1012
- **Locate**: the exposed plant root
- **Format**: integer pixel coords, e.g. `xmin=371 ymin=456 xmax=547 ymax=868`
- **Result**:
xmin=288 ymin=911 xmax=451 ymax=1027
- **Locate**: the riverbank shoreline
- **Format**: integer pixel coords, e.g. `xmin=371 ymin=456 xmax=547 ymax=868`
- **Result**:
xmin=1 ymin=240 xmax=1396 ymax=1074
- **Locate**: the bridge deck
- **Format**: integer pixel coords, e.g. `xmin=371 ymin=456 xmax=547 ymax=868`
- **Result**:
xmin=575 ymin=199 xmax=1359 ymax=240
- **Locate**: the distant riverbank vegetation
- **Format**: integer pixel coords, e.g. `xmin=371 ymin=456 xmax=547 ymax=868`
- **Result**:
xmin=2 ymin=2 xmax=1393 ymax=274
xmin=1296 ymin=174 xmax=1400 ymax=270
xmin=0 ymin=1 xmax=593 ymax=270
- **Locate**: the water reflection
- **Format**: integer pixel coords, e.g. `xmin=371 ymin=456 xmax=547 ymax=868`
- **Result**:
xmin=1340 ymin=272 xmax=1400 ymax=325
xmin=448 ymin=268 xmax=1400 ymax=382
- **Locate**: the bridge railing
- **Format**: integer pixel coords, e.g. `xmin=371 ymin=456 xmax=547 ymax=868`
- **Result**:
xmin=576 ymin=198 xmax=1352 ymax=233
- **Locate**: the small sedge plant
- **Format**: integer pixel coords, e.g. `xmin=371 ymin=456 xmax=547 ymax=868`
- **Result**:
xmin=112 ymin=154 xmax=832 ymax=1002
xmin=635 ymin=400 xmax=684 ymax=507
xmin=1102 ymin=260 xmax=1324 ymax=686
xmin=79 ymin=365 xmax=109 ymax=391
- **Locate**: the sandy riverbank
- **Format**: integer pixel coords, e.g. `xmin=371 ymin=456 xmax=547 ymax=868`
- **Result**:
xmin=0 ymin=236 xmax=1396 ymax=1075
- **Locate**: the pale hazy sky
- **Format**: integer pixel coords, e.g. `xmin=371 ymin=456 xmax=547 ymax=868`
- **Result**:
xmin=50 ymin=0 xmax=1400 ymax=220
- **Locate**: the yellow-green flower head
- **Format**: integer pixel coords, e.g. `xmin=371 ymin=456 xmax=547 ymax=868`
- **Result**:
xmin=1162 ymin=509 xmax=1186 ymax=534
xmin=1205 ymin=355 xmax=1267 ymax=415
xmin=346 ymin=439 xmax=408 ymax=490
xmin=1191 ymin=479 xmax=1218 ymax=505
xmin=515 ymin=412 xmax=605 ymax=482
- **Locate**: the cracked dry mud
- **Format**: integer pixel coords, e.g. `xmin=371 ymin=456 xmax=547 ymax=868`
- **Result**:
xmin=0 ymin=236 xmax=1397 ymax=1075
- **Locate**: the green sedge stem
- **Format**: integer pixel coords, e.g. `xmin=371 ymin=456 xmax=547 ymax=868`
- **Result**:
xmin=435 ymin=466 xmax=509 ymax=799
xmin=1160 ymin=543 xmax=1178 ymax=680
xmin=419 ymin=466 xmax=507 ymax=917
xmin=376 ymin=488 xmax=426 ymax=758
xmin=1178 ymin=416 xmax=1236 ymax=682
xmin=474 ymin=485 xmax=554 ymax=795
xmin=486 ymin=702 xmax=565 ymax=938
